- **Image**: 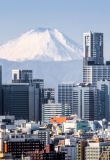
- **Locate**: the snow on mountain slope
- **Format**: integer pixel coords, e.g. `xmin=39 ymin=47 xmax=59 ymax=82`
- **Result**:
xmin=0 ymin=28 xmax=83 ymax=62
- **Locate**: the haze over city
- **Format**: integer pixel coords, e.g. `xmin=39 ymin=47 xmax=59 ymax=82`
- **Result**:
xmin=0 ymin=0 xmax=110 ymax=59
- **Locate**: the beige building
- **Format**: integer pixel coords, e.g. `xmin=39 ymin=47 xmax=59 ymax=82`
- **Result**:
xmin=85 ymin=142 xmax=110 ymax=160
xmin=100 ymin=149 xmax=110 ymax=160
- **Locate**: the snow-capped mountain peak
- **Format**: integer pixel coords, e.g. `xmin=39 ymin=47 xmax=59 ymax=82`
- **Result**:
xmin=0 ymin=27 xmax=83 ymax=62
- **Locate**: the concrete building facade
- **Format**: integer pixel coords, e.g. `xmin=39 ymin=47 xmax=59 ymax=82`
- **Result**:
xmin=58 ymin=83 xmax=95 ymax=120
xmin=42 ymin=102 xmax=72 ymax=123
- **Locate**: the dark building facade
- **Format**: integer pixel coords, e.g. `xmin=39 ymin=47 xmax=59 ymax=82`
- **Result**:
xmin=25 ymin=144 xmax=65 ymax=160
xmin=32 ymin=79 xmax=44 ymax=122
xmin=12 ymin=70 xmax=33 ymax=83
xmin=43 ymin=152 xmax=65 ymax=160
xmin=4 ymin=139 xmax=44 ymax=159
xmin=32 ymin=80 xmax=55 ymax=122
xmin=42 ymin=88 xmax=55 ymax=104
xmin=0 ymin=65 xmax=2 ymax=85
xmin=0 ymin=84 xmax=39 ymax=121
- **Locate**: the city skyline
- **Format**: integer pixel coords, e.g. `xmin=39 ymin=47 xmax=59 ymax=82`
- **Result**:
xmin=0 ymin=0 xmax=110 ymax=59
xmin=1 ymin=1 xmax=110 ymax=158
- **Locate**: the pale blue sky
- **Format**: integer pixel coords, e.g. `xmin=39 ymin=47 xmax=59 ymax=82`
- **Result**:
xmin=0 ymin=0 xmax=110 ymax=59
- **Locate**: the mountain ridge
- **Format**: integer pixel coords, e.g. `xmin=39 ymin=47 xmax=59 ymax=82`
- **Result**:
xmin=0 ymin=27 xmax=83 ymax=62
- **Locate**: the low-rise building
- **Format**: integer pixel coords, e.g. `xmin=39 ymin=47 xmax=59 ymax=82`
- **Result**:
xmin=100 ymin=149 xmax=110 ymax=160
xmin=59 ymin=145 xmax=75 ymax=160
xmin=4 ymin=138 xmax=44 ymax=159
xmin=62 ymin=119 xmax=90 ymax=133
xmin=50 ymin=117 xmax=67 ymax=124
xmin=85 ymin=141 xmax=110 ymax=160
xmin=37 ymin=127 xmax=50 ymax=147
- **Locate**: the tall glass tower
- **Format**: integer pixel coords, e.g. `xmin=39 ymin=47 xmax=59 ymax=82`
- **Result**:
xmin=83 ymin=31 xmax=110 ymax=120
xmin=0 ymin=65 xmax=2 ymax=85
xmin=83 ymin=31 xmax=104 ymax=65
xmin=83 ymin=31 xmax=110 ymax=88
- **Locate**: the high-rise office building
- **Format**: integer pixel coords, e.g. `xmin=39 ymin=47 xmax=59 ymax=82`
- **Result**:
xmin=97 ymin=80 xmax=110 ymax=121
xmin=42 ymin=88 xmax=55 ymax=103
xmin=0 ymin=84 xmax=39 ymax=121
xmin=83 ymin=31 xmax=110 ymax=120
xmin=42 ymin=101 xmax=72 ymax=123
xmin=83 ymin=31 xmax=103 ymax=66
xmin=32 ymin=79 xmax=44 ymax=89
xmin=0 ymin=66 xmax=2 ymax=114
xmin=32 ymin=80 xmax=55 ymax=121
xmin=58 ymin=82 xmax=75 ymax=110
xmin=58 ymin=83 xmax=95 ymax=120
xmin=83 ymin=31 xmax=110 ymax=88
xmin=83 ymin=65 xmax=110 ymax=87
xmin=32 ymin=79 xmax=44 ymax=122
xmin=12 ymin=70 xmax=33 ymax=83
xmin=0 ymin=65 xmax=2 ymax=85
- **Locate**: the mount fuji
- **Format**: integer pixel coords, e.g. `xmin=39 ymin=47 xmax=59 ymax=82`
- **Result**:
xmin=0 ymin=28 xmax=83 ymax=100
xmin=0 ymin=27 xmax=83 ymax=62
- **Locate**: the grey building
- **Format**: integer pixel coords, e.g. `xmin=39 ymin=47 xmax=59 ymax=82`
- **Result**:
xmin=38 ymin=127 xmax=50 ymax=147
xmin=83 ymin=31 xmax=110 ymax=120
xmin=58 ymin=83 xmax=95 ymax=120
xmin=58 ymin=82 xmax=75 ymax=111
xmin=32 ymin=79 xmax=44 ymax=122
xmin=12 ymin=72 xmax=45 ymax=122
xmin=0 ymin=66 xmax=2 ymax=114
xmin=32 ymin=80 xmax=55 ymax=121
xmin=83 ymin=31 xmax=103 ymax=66
xmin=42 ymin=101 xmax=72 ymax=123
xmin=81 ymin=86 xmax=95 ymax=120
xmin=0 ymin=84 xmax=39 ymax=121
xmin=0 ymin=65 xmax=2 ymax=85
xmin=83 ymin=65 xmax=110 ymax=87
xmin=42 ymin=88 xmax=55 ymax=103
xmin=83 ymin=64 xmax=110 ymax=120
xmin=82 ymin=31 xmax=110 ymax=88
xmin=97 ymin=80 xmax=110 ymax=121
xmin=12 ymin=70 xmax=33 ymax=83
xmin=32 ymin=79 xmax=44 ymax=89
